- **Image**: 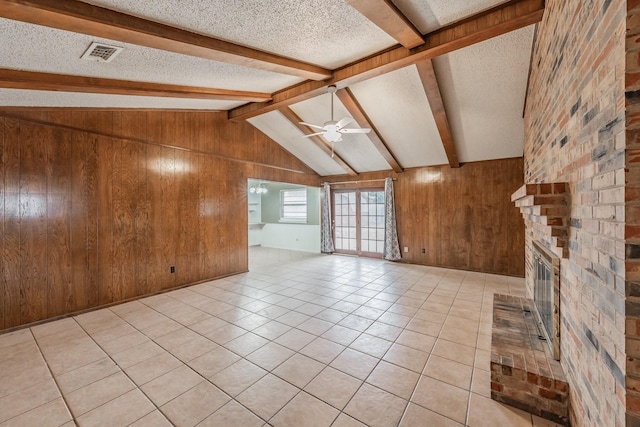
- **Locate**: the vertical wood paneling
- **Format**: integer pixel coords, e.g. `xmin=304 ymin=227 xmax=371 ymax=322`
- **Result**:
xmin=135 ymin=141 xmax=150 ymax=296
xmin=216 ymin=162 xmax=230 ymax=274
xmin=0 ymin=110 xmax=320 ymax=330
xmin=3 ymin=119 xmax=21 ymax=328
xmin=46 ymin=127 xmax=72 ymax=318
xmin=177 ymin=150 xmax=198 ymax=285
xmin=161 ymin=146 xmax=177 ymax=290
xmin=0 ymin=118 xmax=5 ymax=329
xmin=19 ymin=124 xmax=49 ymax=324
xmin=146 ymin=144 xmax=165 ymax=292
xmin=84 ymin=132 xmax=99 ymax=309
xmin=70 ymin=131 xmax=88 ymax=313
xmin=198 ymin=153 xmax=216 ymax=279
xmin=113 ymin=139 xmax=138 ymax=300
xmin=96 ymin=135 xmax=114 ymax=305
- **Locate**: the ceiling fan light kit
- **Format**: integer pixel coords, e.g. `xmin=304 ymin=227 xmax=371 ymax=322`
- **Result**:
xmin=300 ymin=85 xmax=371 ymax=155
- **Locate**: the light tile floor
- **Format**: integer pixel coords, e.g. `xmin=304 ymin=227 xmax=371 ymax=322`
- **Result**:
xmin=0 ymin=253 xmax=564 ymax=427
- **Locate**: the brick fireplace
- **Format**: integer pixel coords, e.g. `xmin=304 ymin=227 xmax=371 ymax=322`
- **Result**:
xmin=518 ymin=0 xmax=632 ymax=424
xmin=488 ymin=183 xmax=571 ymax=424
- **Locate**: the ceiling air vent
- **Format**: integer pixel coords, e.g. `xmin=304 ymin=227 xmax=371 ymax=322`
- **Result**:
xmin=80 ymin=42 xmax=123 ymax=63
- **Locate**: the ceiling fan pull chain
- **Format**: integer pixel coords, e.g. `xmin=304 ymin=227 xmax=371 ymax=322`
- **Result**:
xmin=331 ymin=141 xmax=335 ymax=158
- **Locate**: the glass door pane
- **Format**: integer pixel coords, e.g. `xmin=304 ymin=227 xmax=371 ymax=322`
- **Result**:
xmin=334 ymin=191 xmax=357 ymax=253
xmin=360 ymin=191 xmax=385 ymax=255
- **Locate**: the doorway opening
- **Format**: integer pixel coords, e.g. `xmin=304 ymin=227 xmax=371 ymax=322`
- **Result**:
xmin=247 ymin=179 xmax=321 ymax=270
xmin=332 ymin=189 xmax=385 ymax=258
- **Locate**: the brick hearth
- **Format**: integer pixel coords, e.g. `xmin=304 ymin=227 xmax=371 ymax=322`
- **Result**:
xmin=491 ymin=294 xmax=569 ymax=425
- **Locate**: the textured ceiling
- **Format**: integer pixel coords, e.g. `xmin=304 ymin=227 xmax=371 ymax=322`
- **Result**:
xmin=83 ymin=0 xmax=397 ymax=69
xmin=434 ymin=25 xmax=535 ymax=163
xmin=394 ymin=0 xmax=509 ymax=34
xmin=348 ymin=66 xmax=448 ymax=168
xmin=0 ymin=0 xmax=537 ymax=176
xmin=0 ymin=18 xmax=301 ymax=92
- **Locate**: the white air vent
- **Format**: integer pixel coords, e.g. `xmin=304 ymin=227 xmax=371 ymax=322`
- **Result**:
xmin=80 ymin=42 xmax=123 ymax=63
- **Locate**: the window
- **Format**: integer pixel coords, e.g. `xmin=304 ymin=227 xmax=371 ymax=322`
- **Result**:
xmin=280 ymin=189 xmax=307 ymax=222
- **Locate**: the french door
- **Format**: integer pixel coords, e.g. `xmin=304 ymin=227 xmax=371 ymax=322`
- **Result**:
xmin=332 ymin=189 xmax=385 ymax=257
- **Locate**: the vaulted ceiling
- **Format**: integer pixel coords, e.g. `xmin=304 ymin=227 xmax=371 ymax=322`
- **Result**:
xmin=0 ymin=0 xmax=543 ymax=177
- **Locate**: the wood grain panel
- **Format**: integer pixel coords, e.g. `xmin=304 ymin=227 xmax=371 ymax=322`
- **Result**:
xmin=66 ymin=132 xmax=95 ymax=313
xmin=96 ymin=135 xmax=114 ymax=305
xmin=179 ymin=150 xmax=199 ymax=285
xmin=0 ymin=118 xmax=5 ymax=329
xmin=197 ymin=152 xmax=216 ymax=279
xmin=161 ymin=146 xmax=177 ymax=290
xmin=46 ymin=126 xmax=72 ymax=318
xmin=145 ymin=143 xmax=165 ymax=293
xmin=83 ymin=132 xmax=99 ymax=309
xmin=2 ymin=118 xmax=21 ymax=328
xmin=115 ymin=139 xmax=139 ymax=300
xmin=19 ymin=123 xmax=49 ymax=323
xmin=134 ymin=138 xmax=150 ymax=296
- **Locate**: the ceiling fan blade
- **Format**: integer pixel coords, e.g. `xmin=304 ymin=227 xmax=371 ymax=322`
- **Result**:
xmin=302 ymin=131 xmax=326 ymax=138
xmin=299 ymin=121 xmax=324 ymax=130
xmin=335 ymin=117 xmax=354 ymax=129
xmin=340 ymin=127 xmax=371 ymax=134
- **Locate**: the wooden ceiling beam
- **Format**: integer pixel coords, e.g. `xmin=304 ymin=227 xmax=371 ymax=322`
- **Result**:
xmin=0 ymin=68 xmax=272 ymax=102
xmin=335 ymin=88 xmax=403 ymax=173
xmin=346 ymin=0 xmax=424 ymax=49
xmin=0 ymin=0 xmax=331 ymax=81
xmin=229 ymin=0 xmax=544 ymax=121
xmin=415 ymin=60 xmax=459 ymax=168
xmin=278 ymin=107 xmax=358 ymax=176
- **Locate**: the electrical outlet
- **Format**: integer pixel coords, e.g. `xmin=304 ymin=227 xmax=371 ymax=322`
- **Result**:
xmin=422 ymin=248 xmax=426 ymax=254
xmin=170 ymin=266 xmax=176 ymax=273
xmin=403 ymin=247 xmax=409 ymax=253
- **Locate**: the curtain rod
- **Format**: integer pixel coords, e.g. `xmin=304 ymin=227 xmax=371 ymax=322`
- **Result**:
xmin=324 ymin=178 xmax=396 ymax=185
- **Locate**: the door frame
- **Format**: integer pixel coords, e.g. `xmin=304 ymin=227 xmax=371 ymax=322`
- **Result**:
xmin=331 ymin=187 xmax=384 ymax=259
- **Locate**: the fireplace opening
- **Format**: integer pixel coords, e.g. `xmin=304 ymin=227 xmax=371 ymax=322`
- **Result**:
xmin=532 ymin=241 xmax=560 ymax=360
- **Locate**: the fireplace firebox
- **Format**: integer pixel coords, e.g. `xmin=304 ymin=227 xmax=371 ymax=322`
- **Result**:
xmin=532 ymin=241 xmax=560 ymax=360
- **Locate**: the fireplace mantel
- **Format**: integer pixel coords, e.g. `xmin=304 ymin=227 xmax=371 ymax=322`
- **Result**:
xmin=511 ymin=183 xmax=569 ymax=258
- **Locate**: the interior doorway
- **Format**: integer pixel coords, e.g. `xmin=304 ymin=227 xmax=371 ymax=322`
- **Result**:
xmin=247 ymin=179 xmax=321 ymax=270
xmin=332 ymin=189 xmax=385 ymax=258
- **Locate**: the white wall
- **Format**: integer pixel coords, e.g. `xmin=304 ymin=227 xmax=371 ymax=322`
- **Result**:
xmin=259 ymin=223 xmax=320 ymax=253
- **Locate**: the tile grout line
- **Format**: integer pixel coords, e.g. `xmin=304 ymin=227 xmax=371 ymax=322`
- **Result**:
xmin=70 ymin=315 xmax=171 ymax=426
xmin=101 ymin=302 xmax=279 ymax=426
xmin=411 ymin=271 xmax=471 ymax=427
xmin=27 ymin=327 xmax=80 ymax=427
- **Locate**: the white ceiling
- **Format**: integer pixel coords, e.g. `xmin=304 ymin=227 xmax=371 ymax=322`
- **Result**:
xmin=348 ymin=66 xmax=449 ymax=169
xmin=83 ymin=0 xmax=397 ymax=69
xmin=394 ymin=0 xmax=510 ymax=34
xmin=0 ymin=0 xmax=535 ymax=177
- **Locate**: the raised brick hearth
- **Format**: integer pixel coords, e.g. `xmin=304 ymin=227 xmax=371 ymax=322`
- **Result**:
xmin=491 ymin=294 xmax=569 ymax=426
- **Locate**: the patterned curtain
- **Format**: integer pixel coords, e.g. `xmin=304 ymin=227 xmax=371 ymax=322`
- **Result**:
xmin=383 ymin=178 xmax=401 ymax=261
xmin=321 ymin=182 xmax=335 ymax=253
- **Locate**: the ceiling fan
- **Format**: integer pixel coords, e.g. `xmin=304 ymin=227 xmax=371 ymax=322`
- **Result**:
xmin=300 ymin=85 xmax=371 ymax=156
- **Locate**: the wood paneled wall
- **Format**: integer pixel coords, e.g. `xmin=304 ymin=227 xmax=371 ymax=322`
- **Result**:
xmin=327 ymin=158 xmax=525 ymax=276
xmin=0 ymin=110 xmax=319 ymax=330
